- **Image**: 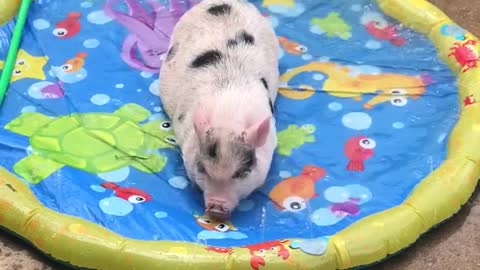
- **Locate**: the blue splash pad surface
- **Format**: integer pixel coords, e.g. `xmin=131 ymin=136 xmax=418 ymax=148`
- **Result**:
xmin=0 ymin=0 xmax=459 ymax=247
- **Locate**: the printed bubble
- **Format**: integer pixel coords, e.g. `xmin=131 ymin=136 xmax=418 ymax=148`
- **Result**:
xmin=28 ymin=81 xmax=64 ymax=99
xmin=83 ymin=38 xmax=100 ymax=48
xmin=21 ymin=106 xmax=36 ymax=113
xmin=97 ymin=167 xmax=130 ymax=182
xmin=324 ymin=186 xmax=350 ymax=203
xmin=115 ymin=83 xmax=124 ymax=89
xmin=153 ymin=107 xmax=162 ymax=112
xmin=350 ymin=4 xmax=362 ymax=12
xmin=155 ymin=211 xmax=168 ymax=218
xmin=141 ymin=71 xmax=153 ymax=78
xmin=342 ymin=112 xmax=372 ymax=130
xmin=310 ymin=25 xmax=325 ymax=35
xmin=290 ymin=237 xmax=329 ymax=256
xmin=99 ymin=197 xmax=134 ymax=216
xmin=328 ymin=102 xmax=342 ymax=112
xmin=302 ymin=54 xmax=313 ymax=60
xmin=346 ymin=65 xmax=381 ymax=77
xmin=50 ymin=66 xmax=87 ymax=83
xmin=313 ymin=74 xmax=325 ymax=81
xmin=318 ymin=56 xmax=330 ymax=62
xmin=91 ymin=94 xmax=110 ymax=105
xmin=310 ymin=208 xmax=345 ymax=226
xmin=149 ymin=79 xmax=160 ymax=96
xmin=81 ymin=1 xmax=93 ymax=8
xmin=238 ymin=200 xmax=255 ymax=212
xmin=137 ymin=89 xmax=142 ymax=92
xmin=168 ymin=176 xmax=189 ymax=189
xmin=197 ymin=230 xmax=248 ymax=240
xmin=267 ymin=3 xmax=305 ymax=17
xmin=87 ymin=10 xmax=113 ymax=25
xmin=90 ymin=185 xmax=106 ymax=193
xmin=279 ymin=170 xmax=292 ymax=178
xmin=344 ymin=184 xmax=372 ymax=204
xmin=365 ymin=40 xmax=382 ymax=50
xmin=33 ymin=19 xmax=50 ymax=30
xmin=392 ymin=122 xmax=405 ymax=129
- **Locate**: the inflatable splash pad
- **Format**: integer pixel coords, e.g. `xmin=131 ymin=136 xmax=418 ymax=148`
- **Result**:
xmin=0 ymin=0 xmax=479 ymax=269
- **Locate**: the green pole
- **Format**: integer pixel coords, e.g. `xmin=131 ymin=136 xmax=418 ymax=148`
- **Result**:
xmin=0 ymin=0 xmax=33 ymax=106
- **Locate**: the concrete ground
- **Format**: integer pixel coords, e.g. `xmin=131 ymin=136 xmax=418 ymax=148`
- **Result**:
xmin=0 ymin=0 xmax=479 ymax=269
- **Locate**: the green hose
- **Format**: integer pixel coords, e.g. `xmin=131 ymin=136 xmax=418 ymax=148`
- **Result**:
xmin=0 ymin=0 xmax=33 ymax=106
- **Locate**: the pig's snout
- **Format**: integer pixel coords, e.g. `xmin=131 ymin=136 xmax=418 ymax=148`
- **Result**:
xmin=206 ymin=198 xmax=233 ymax=221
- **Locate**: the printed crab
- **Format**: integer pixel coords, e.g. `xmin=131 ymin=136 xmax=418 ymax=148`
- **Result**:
xmin=448 ymin=40 xmax=480 ymax=72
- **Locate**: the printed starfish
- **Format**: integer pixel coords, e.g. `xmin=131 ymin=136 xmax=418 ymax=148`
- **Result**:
xmin=0 ymin=50 xmax=48 ymax=82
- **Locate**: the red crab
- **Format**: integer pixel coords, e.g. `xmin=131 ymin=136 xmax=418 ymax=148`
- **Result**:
xmin=464 ymin=94 xmax=477 ymax=107
xmin=448 ymin=40 xmax=480 ymax=72
xmin=205 ymin=246 xmax=234 ymax=255
xmin=244 ymin=240 xmax=290 ymax=270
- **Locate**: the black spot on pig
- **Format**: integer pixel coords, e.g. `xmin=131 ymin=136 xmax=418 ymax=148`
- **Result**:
xmin=166 ymin=43 xmax=178 ymax=62
xmin=232 ymin=147 xmax=256 ymax=179
xmin=227 ymin=30 xmax=255 ymax=47
xmin=191 ymin=50 xmax=223 ymax=68
xmin=269 ymin=100 xmax=274 ymax=113
xmin=239 ymin=31 xmax=254 ymax=45
xmin=177 ymin=114 xmax=185 ymax=122
xmin=208 ymin=4 xmax=231 ymax=16
xmin=260 ymin=77 xmax=268 ymax=90
xmin=227 ymin=39 xmax=238 ymax=48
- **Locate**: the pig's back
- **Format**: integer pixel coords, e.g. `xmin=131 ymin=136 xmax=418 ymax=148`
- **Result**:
xmin=159 ymin=0 xmax=279 ymax=145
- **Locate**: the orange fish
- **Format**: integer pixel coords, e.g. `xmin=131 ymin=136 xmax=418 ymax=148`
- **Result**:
xmin=194 ymin=214 xmax=237 ymax=232
xmin=278 ymin=37 xmax=308 ymax=55
xmin=269 ymin=165 xmax=326 ymax=212
xmin=62 ymin=53 xmax=87 ymax=73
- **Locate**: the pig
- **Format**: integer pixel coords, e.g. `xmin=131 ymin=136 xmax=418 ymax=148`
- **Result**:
xmin=158 ymin=0 xmax=280 ymax=221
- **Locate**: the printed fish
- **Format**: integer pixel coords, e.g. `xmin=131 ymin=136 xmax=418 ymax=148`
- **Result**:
xmin=101 ymin=182 xmax=152 ymax=204
xmin=278 ymin=37 xmax=308 ymax=55
xmin=330 ymin=201 xmax=360 ymax=217
xmin=269 ymin=165 xmax=326 ymax=212
xmin=344 ymin=137 xmax=376 ymax=172
xmin=62 ymin=53 xmax=87 ymax=73
xmin=53 ymin=12 xmax=82 ymax=39
xmin=464 ymin=94 xmax=477 ymax=106
xmin=194 ymin=214 xmax=237 ymax=232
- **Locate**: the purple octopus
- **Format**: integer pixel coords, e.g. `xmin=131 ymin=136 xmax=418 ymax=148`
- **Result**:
xmin=104 ymin=0 xmax=198 ymax=73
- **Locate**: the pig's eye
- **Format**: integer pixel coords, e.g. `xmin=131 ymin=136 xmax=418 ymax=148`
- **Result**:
xmin=215 ymin=223 xmax=230 ymax=232
xmin=232 ymin=168 xmax=250 ymax=179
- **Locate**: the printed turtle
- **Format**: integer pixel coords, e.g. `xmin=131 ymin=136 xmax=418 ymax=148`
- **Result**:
xmin=310 ymin=12 xmax=352 ymax=40
xmin=276 ymin=124 xmax=316 ymax=156
xmin=5 ymin=103 xmax=177 ymax=184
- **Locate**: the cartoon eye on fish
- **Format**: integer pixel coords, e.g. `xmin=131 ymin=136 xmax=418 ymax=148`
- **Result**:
xmin=61 ymin=53 xmax=87 ymax=73
xmin=53 ymin=12 xmax=82 ymax=39
xmin=269 ymin=165 xmax=326 ymax=212
xmin=194 ymin=214 xmax=237 ymax=232
xmin=344 ymin=136 xmax=376 ymax=172
xmin=101 ymin=182 xmax=152 ymax=204
xmin=278 ymin=37 xmax=308 ymax=55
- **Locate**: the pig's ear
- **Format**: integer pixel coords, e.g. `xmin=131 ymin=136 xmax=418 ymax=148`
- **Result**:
xmin=244 ymin=116 xmax=271 ymax=148
xmin=193 ymin=105 xmax=211 ymax=136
